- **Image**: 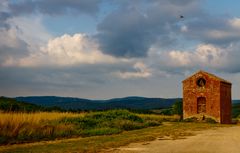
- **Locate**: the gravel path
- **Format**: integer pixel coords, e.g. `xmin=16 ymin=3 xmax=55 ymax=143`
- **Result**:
xmin=110 ymin=126 xmax=240 ymax=153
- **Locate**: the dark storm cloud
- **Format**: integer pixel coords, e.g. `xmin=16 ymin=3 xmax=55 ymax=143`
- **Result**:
xmin=0 ymin=0 xmax=103 ymax=29
xmin=0 ymin=62 xmax=136 ymax=97
xmin=179 ymin=16 xmax=240 ymax=45
xmin=0 ymin=41 xmax=29 ymax=66
xmin=8 ymin=0 xmax=102 ymax=16
xmin=0 ymin=66 xmax=102 ymax=96
xmin=0 ymin=12 xmax=10 ymax=22
xmin=0 ymin=12 xmax=11 ymax=28
xmin=96 ymin=0 xmax=203 ymax=57
xmin=0 ymin=0 xmax=11 ymax=28
xmin=218 ymin=43 xmax=240 ymax=73
xmin=96 ymin=8 xmax=155 ymax=57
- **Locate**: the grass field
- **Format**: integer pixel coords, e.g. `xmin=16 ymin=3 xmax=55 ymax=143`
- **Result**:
xmin=0 ymin=122 xmax=226 ymax=153
xmin=0 ymin=110 xmax=180 ymax=145
xmin=0 ymin=112 xmax=85 ymax=144
xmin=0 ymin=110 xmax=230 ymax=153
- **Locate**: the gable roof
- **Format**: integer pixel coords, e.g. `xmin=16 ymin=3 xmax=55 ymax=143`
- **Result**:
xmin=182 ymin=70 xmax=231 ymax=85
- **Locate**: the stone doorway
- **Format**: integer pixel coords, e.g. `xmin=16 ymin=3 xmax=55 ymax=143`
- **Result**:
xmin=197 ymin=97 xmax=206 ymax=114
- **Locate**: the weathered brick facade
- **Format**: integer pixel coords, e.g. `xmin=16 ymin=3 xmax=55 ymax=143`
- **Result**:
xmin=182 ymin=70 xmax=232 ymax=124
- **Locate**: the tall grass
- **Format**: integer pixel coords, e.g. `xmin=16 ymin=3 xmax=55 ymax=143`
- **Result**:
xmin=138 ymin=114 xmax=180 ymax=122
xmin=0 ymin=110 xmax=179 ymax=145
xmin=0 ymin=112 xmax=85 ymax=126
xmin=0 ymin=112 xmax=85 ymax=144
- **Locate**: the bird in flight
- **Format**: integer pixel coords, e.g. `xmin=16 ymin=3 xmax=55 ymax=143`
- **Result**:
xmin=180 ymin=15 xmax=184 ymax=19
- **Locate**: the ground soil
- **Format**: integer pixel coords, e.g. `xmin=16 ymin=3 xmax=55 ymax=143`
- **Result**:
xmin=109 ymin=126 xmax=240 ymax=153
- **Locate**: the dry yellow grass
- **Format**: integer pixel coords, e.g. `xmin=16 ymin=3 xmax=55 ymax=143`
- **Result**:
xmin=0 ymin=112 xmax=85 ymax=126
xmin=0 ymin=111 xmax=181 ymax=145
xmin=137 ymin=114 xmax=180 ymax=122
xmin=0 ymin=112 xmax=85 ymax=139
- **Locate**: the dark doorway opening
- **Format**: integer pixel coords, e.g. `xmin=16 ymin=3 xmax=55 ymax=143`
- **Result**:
xmin=197 ymin=97 xmax=206 ymax=114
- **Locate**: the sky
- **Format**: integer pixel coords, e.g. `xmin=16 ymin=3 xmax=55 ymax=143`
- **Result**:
xmin=1 ymin=0 xmax=240 ymax=99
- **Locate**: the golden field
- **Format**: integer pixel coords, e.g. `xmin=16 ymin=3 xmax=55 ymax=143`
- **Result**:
xmin=0 ymin=110 xmax=180 ymax=145
xmin=0 ymin=112 xmax=85 ymax=141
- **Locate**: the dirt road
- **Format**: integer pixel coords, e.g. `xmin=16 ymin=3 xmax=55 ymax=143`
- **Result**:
xmin=110 ymin=126 xmax=240 ymax=153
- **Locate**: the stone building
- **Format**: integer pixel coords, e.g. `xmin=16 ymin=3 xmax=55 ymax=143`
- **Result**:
xmin=182 ymin=70 xmax=232 ymax=124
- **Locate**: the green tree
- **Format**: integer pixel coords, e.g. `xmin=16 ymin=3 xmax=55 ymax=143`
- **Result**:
xmin=172 ymin=101 xmax=183 ymax=116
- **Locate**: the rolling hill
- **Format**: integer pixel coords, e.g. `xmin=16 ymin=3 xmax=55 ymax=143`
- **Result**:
xmin=16 ymin=96 xmax=182 ymax=110
xmin=1 ymin=96 xmax=240 ymax=117
xmin=0 ymin=96 xmax=44 ymax=112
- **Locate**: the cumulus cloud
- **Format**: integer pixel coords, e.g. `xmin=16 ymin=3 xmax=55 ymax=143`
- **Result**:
xmin=148 ymin=43 xmax=240 ymax=74
xmin=229 ymin=18 xmax=240 ymax=30
xmin=10 ymin=33 xmax=154 ymax=80
xmin=181 ymin=16 xmax=240 ymax=45
xmin=0 ymin=0 xmax=53 ymax=67
xmin=115 ymin=62 xmax=152 ymax=79
xmin=15 ymin=34 xmax=118 ymax=67
xmin=1 ymin=30 xmax=153 ymax=80
xmin=7 ymin=16 xmax=52 ymax=44
xmin=168 ymin=44 xmax=223 ymax=67
xmin=0 ymin=27 xmax=29 ymax=67
xmin=0 ymin=15 xmax=52 ymax=67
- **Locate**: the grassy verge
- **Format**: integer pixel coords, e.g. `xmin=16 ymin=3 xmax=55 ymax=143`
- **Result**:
xmin=0 ymin=122 xmax=228 ymax=153
xmin=0 ymin=112 xmax=85 ymax=144
xmin=0 ymin=110 xmax=180 ymax=145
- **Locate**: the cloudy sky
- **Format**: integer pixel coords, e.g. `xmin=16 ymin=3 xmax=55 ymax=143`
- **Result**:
xmin=1 ymin=0 xmax=240 ymax=99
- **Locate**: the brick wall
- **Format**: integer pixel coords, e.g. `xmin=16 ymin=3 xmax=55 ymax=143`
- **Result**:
xmin=182 ymin=71 xmax=231 ymax=123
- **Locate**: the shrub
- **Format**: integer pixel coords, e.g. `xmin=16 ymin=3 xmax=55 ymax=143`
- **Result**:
xmin=113 ymin=120 xmax=144 ymax=131
xmin=80 ymin=128 xmax=121 ymax=136
xmin=183 ymin=117 xmax=198 ymax=122
xmin=144 ymin=120 xmax=161 ymax=126
xmin=60 ymin=110 xmax=145 ymax=132
xmin=205 ymin=118 xmax=217 ymax=124
xmin=86 ymin=110 xmax=143 ymax=122
xmin=138 ymin=114 xmax=180 ymax=122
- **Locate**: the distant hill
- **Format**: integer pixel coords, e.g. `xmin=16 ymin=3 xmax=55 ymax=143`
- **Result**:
xmin=232 ymin=101 xmax=240 ymax=118
xmin=16 ymin=96 xmax=182 ymax=110
xmin=233 ymin=100 xmax=240 ymax=104
xmin=2 ymin=96 xmax=240 ymax=116
xmin=0 ymin=97 xmax=44 ymax=112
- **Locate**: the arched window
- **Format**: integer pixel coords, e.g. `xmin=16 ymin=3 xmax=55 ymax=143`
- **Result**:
xmin=197 ymin=78 xmax=206 ymax=87
xmin=197 ymin=97 xmax=206 ymax=113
